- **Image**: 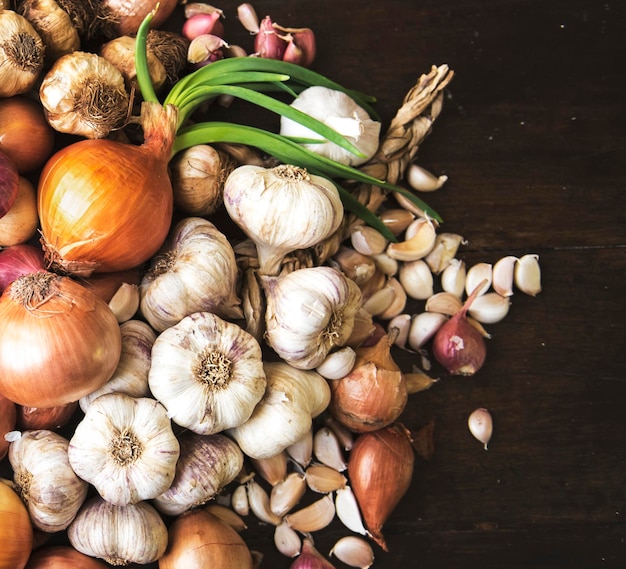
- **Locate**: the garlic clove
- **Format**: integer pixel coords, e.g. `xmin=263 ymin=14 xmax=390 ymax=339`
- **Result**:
xmin=514 ymin=253 xmax=542 ymax=296
xmin=286 ymin=427 xmax=313 ymax=468
xmin=386 ymin=217 xmax=437 ymax=261
xmin=331 ymin=246 xmax=377 ymax=285
xmin=284 ymin=494 xmax=336 ymax=533
xmin=440 ymin=258 xmax=466 ymax=298
xmin=205 ymin=504 xmax=248 ymax=532
xmin=330 ymin=535 xmax=375 ymax=569
xmin=425 ymin=291 xmax=464 ymax=316
xmin=313 ymin=427 xmax=347 ymax=471
xmin=316 ymin=346 xmax=357 ymax=380
xmin=250 ymin=451 xmax=288 ymax=486
xmin=408 ymin=311 xmax=448 ymax=350
xmin=492 ymin=255 xmax=518 ymax=297
xmin=378 ymin=208 xmax=415 ymax=235
xmin=405 ymin=370 xmax=439 ymax=394
xmin=379 ymin=277 xmax=408 ymax=320
xmin=468 ymin=407 xmax=493 ymax=449
xmin=361 ymin=284 xmax=395 ymax=317
xmin=406 ymin=163 xmax=448 ymax=192
xmin=335 ymin=486 xmax=368 ymax=536
xmin=231 ymin=483 xmax=249 ymax=516
xmin=270 ymin=472 xmax=307 ymax=517
xmin=465 ymin=262 xmax=493 ymax=297
xmin=424 ymin=232 xmax=466 ymax=274
xmin=399 ymin=259 xmax=434 ymax=300
xmin=274 ymin=521 xmax=301 ymax=558
xmin=246 ymin=478 xmax=281 ymax=525
xmin=350 ymin=225 xmax=388 ymax=256
xmin=467 ymin=292 xmax=511 ymax=324
xmin=371 ymin=252 xmax=399 ymax=276
xmin=386 ymin=313 xmax=412 ymax=349
xmin=345 ymin=307 xmax=376 ymax=348
xmin=108 ymin=282 xmax=139 ymax=323
xmin=304 ymin=463 xmax=347 ymax=493
xmin=323 ymin=415 xmax=354 ymax=451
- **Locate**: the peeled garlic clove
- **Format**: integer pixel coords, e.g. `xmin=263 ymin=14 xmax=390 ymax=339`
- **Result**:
xmin=424 ymin=232 xmax=465 ymax=274
xmin=440 ymin=258 xmax=466 ymax=298
xmin=274 ymin=521 xmax=301 ymax=558
xmin=270 ymin=472 xmax=307 ymax=517
xmin=514 ymin=253 xmax=542 ymax=296
xmin=335 ymin=486 xmax=368 ymax=536
xmin=316 ymin=346 xmax=357 ymax=380
xmin=465 ymin=262 xmax=492 ymax=297
xmin=350 ymin=225 xmax=388 ymax=256
xmin=330 ymin=535 xmax=375 ymax=569
xmin=304 ymin=464 xmax=347 ymax=493
xmin=108 ymin=282 xmax=139 ymax=323
xmin=386 ymin=217 xmax=437 ymax=261
xmin=313 ymin=427 xmax=347 ymax=471
xmin=468 ymin=292 xmax=511 ymax=324
xmin=492 ymin=255 xmax=518 ymax=297
xmin=246 ymin=478 xmax=281 ymax=526
xmin=408 ymin=311 xmax=448 ymax=350
xmin=399 ymin=259 xmax=434 ymax=299
xmin=406 ymin=163 xmax=448 ymax=192
xmin=284 ymin=494 xmax=336 ymax=533
xmin=468 ymin=407 xmax=493 ymax=449
xmin=425 ymin=291 xmax=463 ymax=316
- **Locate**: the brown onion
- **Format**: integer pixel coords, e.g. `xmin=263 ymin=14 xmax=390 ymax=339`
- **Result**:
xmin=79 ymin=266 xmax=143 ymax=303
xmin=25 ymin=545 xmax=108 ymax=569
xmin=99 ymin=0 xmax=178 ymax=37
xmin=159 ymin=509 xmax=254 ymax=569
xmin=0 ymin=96 xmax=55 ymax=173
xmin=0 ymin=395 xmax=16 ymax=460
xmin=0 ymin=272 xmax=122 ymax=407
xmin=0 ymin=479 xmax=33 ymax=569
xmin=348 ymin=424 xmax=415 ymax=551
xmin=0 ymin=151 xmax=19 ymax=219
xmin=16 ymin=401 xmax=78 ymax=431
xmin=0 ymin=243 xmax=45 ymax=293
xmin=37 ymin=102 xmax=175 ymax=277
xmin=0 ymin=176 xmax=39 ymax=247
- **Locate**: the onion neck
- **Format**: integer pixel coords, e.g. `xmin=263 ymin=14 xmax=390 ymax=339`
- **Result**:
xmin=140 ymin=102 xmax=179 ymax=162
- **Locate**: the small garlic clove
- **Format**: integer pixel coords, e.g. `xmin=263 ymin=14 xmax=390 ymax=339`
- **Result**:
xmin=378 ymin=208 xmax=415 ymax=235
xmin=492 ymin=255 xmax=518 ymax=297
xmin=313 ymin=427 xmax=347 ymax=471
xmin=108 ymin=282 xmax=139 ymax=323
xmin=231 ymin=483 xmax=249 ymax=516
xmin=284 ymin=494 xmax=335 ymax=533
xmin=274 ymin=521 xmax=301 ymax=558
xmin=236 ymin=2 xmax=260 ymax=34
xmin=331 ymin=246 xmax=377 ymax=285
xmin=386 ymin=217 xmax=437 ymax=262
xmin=323 ymin=415 xmax=354 ymax=451
xmin=379 ymin=277 xmax=408 ymax=320
xmin=468 ymin=407 xmax=493 ymax=449
xmin=398 ymin=259 xmax=434 ymax=300
xmin=270 ymin=472 xmax=307 ymax=517
xmin=408 ymin=311 xmax=448 ymax=350
xmin=514 ymin=254 xmax=542 ymax=296
xmin=386 ymin=313 xmax=412 ymax=349
xmin=405 ymin=370 xmax=439 ymax=394
xmin=371 ymin=252 xmax=399 ymax=276
xmin=350 ymin=225 xmax=388 ymax=256
xmin=250 ymin=452 xmax=288 ymax=487
xmin=205 ymin=504 xmax=248 ymax=532
xmin=467 ymin=316 xmax=493 ymax=339
xmin=335 ymin=486 xmax=368 ymax=536
xmin=246 ymin=478 xmax=281 ymax=525
xmin=304 ymin=463 xmax=347 ymax=493
xmin=440 ymin=258 xmax=466 ymax=298
xmin=465 ymin=262 xmax=493 ymax=297
xmin=316 ymin=347 xmax=357 ymax=380
xmin=330 ymin=535 xmax=375 ymax=569
xmin=424 ymin=232 xmax=466 ymax=275
xmin=467 ymin=292 xmax=511 ymax=324
xmin=361 ymin=284 xmax=395 ymax=317
xmin=406 ymin=163 xmax=448 ymax=192
xmin=286 ymin=427 xmax=313 ymax=468
xmin=187 ymin=33 xmax=228 ymax=64
xmin=425 ymin=291 xmax=463 ymax=316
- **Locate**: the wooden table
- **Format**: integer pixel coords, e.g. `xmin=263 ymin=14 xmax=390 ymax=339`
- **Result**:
xmin=4 ymin=1 xmax=625 ymax=568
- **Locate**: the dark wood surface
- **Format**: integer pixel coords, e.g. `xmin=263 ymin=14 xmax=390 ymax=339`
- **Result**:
xmin=4 ymin=1 xmax=625 ymax=568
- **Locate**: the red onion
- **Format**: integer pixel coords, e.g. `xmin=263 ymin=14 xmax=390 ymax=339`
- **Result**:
xmin=182 ymin=12 xmax=224 ymax=40
xmin=0 ymin=151 xmax=19 ymax=219
xmin=0 ymin=244 xmax=46 ymax=292
xmin=432 ymin=280 xmax=488 ymax=375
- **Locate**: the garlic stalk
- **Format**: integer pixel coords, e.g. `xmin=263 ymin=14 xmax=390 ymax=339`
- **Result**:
xmin=148 ymin=311 xmax=267 ymax=434
xmin=68 ymin=393 xmax=180 ymax=506
xmin=262 ymin=266 xmax=362 ymax=369
xmin=280 ymin=85 xmax=381 ymax=166
xmin=224 ymin=164 xmax=344 ymax=275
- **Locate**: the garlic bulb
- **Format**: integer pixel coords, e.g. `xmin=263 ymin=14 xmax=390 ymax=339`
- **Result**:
xmin=139 ymin=217 xmax=242 ymax=331
xmin=68 ymin=496 xmax=168 ymax=566
xmin=224 ymin=164 xmax=344 ymax=275
xmin=79 ymin=319 xmax=156 ymax=413
xmin=68 ymin=393 xmax=180 ymax=506
xmin=280 ymin=86 xmax=381 ymax=166
xmin=228 ymin=361 xmax=331 ymax=459
xmin=9 ymin=430 xmax=88 ymax=532
xmin=262 ymin=266 xmax=362 ymax=369
xmin=153 ymin=432 xmax=244 ymax=516
xmin=148 ymin=311 xmax=267 ymax=435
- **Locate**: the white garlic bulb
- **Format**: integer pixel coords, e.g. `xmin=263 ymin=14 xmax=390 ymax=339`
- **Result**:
xmin=68 ymin=496 xmax=168 ymax=566
xmin=79 ymin=319 xmax=156 ymax=413
xmin=148 ymin=311 xmax=267 ymax=435
xmin=262 ymin=266 xmax=362 ymax=369
xmin=224 ymin=164 xmax=344 ymax=275
xmin=280 ymin=86 xmax=381 ymax=166
xmin=139 ymin=217 xmax=242 ymax=332
xmin=68 ymin=393 xmax=180 ymax=506
xmin=228 ymin=361 xmax=331 ymax=460
xmin=9 ymin=430 xmax=89 ymax=532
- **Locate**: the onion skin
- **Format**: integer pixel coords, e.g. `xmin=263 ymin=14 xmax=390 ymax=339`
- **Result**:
xmin=25 ymin=545 xmax=109 ymax=569
xmin=158 ymin=509 xmax=254 ymax=569
xmin=37 ymin=102 xmax=176 ymax=277
xmin=100 ymin=0 xmax=178 ymax=37
xmin=16 ymin=401 xmax=78 ymax=431
xmin=79 ymin=266 xmax=143 ymax=303
xmin=0 ymin=176 xmax=39 ymax=247
xmin=0 ymin=151 xmax=19 ymax=219
xmin=0 ymin=244 xmax=45 ymax=293
xmin=0 ymin=479 xmax=33 ymax=569
xmin=347 ymin=424 xmax=415 ymax=552
xmin=0 ymin=96 xmax=55 ymax=173
xmin=0 ymin=272 xmax=122 ymax=408
xmin=0 ymin=395 xmax=16 ymax=460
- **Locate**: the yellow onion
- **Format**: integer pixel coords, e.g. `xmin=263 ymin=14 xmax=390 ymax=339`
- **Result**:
xmin=99 ymin=0 xmax=178 ymax=37
xmin=0 ymin=272 xmax=122 ymax=407
xmin=347 ymin=424 xmax=415 ymax=551
xmin=37 ymin=102 xmax=176 ymax=277
xmin=25 ymin=545 xmax=109 ymax=569
xmin=158 ymin=509 xmax=254 ymax=569
xmin=0 ymin=479 xmax=33 ymax=569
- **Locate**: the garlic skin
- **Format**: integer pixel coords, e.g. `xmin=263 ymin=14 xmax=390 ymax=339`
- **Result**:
xmin=139 ymin=217 xmax=242 ymax=332
xmin=263 ymin=266 xmax=362 ymax=369
xmin=148 ymin=311 xmax=266 ymax=435
xmin=9 ymin=430 xmax=88 ymax=532
xmin=224 ymin=164 xmax=344 ymax=275
xmin=68 ymin=496 xmax=168 ymax=566
xmin=280 ymin=86 xmax=381 ymax=166
xmin=68 ymin=393 xmax=180 ymax=506
xmin=153 ymin=432 xmax=244 ymax=516
xmin=227 ymin=361 xmax=331 ymax=460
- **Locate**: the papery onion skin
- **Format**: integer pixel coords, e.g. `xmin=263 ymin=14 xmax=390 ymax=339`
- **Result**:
xmin=0 ymin=243 xmax=45 ymax=293
xmin=0 ymin=479 xmax=33 ymax=569
xmin=0 ymin=395 xmax=16 ymax=460
xmin=348 ymin=424 xmax=415 ymax=552
xmin=158 ymin=509 xmax=254 ymax=569
xmin=16 ymin=401 xmax=78 ymax=431
xmin=24 ymin=545 xmax=109 ymax=569
xmin=100 ymin=0 xmax=178 ymax=37
xmin=0 ymin=176 xmax=39 ymax=247
xmin=37 ymin=102 xmax=176 ymax=277
xmin=0 ymin=272 xmax=122 ymax=408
